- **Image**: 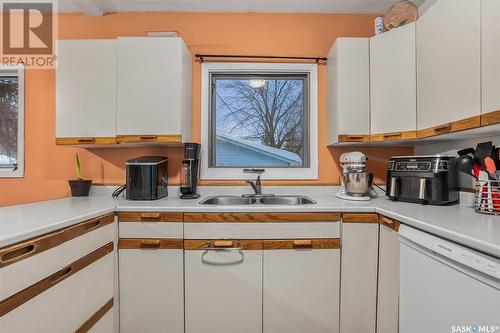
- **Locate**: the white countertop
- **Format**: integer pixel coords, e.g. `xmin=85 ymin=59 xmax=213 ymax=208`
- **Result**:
xmin=1 ymin=186 xmax=499 ymax=258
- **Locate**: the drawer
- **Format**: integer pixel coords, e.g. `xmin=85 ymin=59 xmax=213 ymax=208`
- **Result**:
xmin=184 ymin=222 xmax=340 ymax=239
xmin=118 ymin=212 xmax=183 ymax=238
xmin=0 ymin=247 xmax=114 ymax=332
xmin=0 ymin=217 xmax=115 ymax=300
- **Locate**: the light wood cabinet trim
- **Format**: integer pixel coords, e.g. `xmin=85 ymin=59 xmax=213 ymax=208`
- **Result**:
xmin=0 ymin=242 xmax=113 ymax=317
xmin=184 ymin=239 xmax=263 ymax=250
xmin=118 ymin=212 xmax=183 ymax=222
xmin=55 ymin=137 xmax=117 ymax=145
xmin=378 ymin=215 xmax=401 ymax=231
xmin=418 ymin=116 xmax=481 ymax=138
xmin=118 ymin=238 xmax=184 ymax=249
xmin=183 ymin=212 xmax=341 ymax=223
xmin=342 ymin=213 xmax=379 ymax=223
xmin=75 ymin=298 xmax=114 ymax=333
xmin=481 ymin=110 xmax=500 ymax=126
xmin=263 ymin=238 xmax=341 ymax=250
xmin=115 ymin=134 xmax=182 ymax=143
xmin=0 ymin=213 xmax=114 ymax=268
xmin=370 ymin=130 xmax=417 ymax=142
xmin=338 ymin=134 xmax=370 ymax=143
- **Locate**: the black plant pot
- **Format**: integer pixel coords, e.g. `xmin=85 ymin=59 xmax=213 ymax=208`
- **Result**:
xmin=68 ymin=179 xmax=92 ymax=197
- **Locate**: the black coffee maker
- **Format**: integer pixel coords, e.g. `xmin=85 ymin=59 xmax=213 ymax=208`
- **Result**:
xmin=180 ymin=143 xmax=200 ymax=199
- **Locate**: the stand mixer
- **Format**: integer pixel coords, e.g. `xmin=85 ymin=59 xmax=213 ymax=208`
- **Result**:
xmin=336 ymin=152 xmax=375 ymax=201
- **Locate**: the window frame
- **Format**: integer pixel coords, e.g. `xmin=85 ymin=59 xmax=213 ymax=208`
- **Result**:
xmin=201 ymin=62 xmax=318 ymax=180
xmin=0 ymin=65 xmax=24 ymax=178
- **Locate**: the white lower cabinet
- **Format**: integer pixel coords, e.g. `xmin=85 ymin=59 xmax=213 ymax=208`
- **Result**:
xmin=0 ymin=253 xmax=114 ymax=333
xmin=340 ymin=222 xmax=379 ymax=333
xmin=119 ymin=246 xmax=184 ymax=333
xmin=376 ymin=224 xmax=400 ymax=333
xmin=263 ymin=247 xmax=340 ymax=333
xmin=184 ymin=246 xmax=263 ymax=333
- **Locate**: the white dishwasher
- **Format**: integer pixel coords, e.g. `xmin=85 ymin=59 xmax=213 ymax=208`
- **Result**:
xmin=399 ymin=224 xmax=500 ymax=333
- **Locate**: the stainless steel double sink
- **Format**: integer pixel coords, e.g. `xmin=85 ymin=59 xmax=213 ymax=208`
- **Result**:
xmin=199 ymin=195 xmax=316 ymax=206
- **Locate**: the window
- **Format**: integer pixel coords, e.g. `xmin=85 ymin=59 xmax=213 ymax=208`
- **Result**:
xmin=0 ymin=65 xmax=24 ymax=178
xmin=201 ymin=63 xmax=318 ymax=180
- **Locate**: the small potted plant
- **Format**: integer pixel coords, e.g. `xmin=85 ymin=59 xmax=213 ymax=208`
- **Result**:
xmin=68 ymin=153 xmax=92 ymax=197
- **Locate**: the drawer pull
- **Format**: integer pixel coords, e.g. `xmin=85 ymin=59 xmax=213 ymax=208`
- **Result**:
xmin=293 ymin=240 xmax=313 ymax=248
xmin=213 ymin=240 xmax=234 ymax=248
xmin=84 ymin=220 xmax=101 ymax=230
xmin=380 ymin=216 xmax=394 ymax=227
xmin=140 ymin=135 xmax=157 ymax=142
xmin=140 ymin=213 xmax=161 ymax=221
xmin=346 ymin=135 xmax=364 ymax=142
xmin=383 ymin=132 xmax=402 ymax=140
xmin=140 ymin=239 xmax=161 ymax=249
xmin=434 ymin=124 xmax=452 ymax=134
xmin=77 ymin=138 xmax=95 ymax=144
xmin=1 ymin=244 xmax=36 ymax=264
xmin=48 ymin=266 xmax=73 ymax=285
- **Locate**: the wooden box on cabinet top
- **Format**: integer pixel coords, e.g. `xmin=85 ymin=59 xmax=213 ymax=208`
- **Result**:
xmin=116 ymin=37 xmax=192 ymax=142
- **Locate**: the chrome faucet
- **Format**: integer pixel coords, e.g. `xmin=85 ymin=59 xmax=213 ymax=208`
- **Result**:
xmin=244 ymin=169 xmax=265 ymax=196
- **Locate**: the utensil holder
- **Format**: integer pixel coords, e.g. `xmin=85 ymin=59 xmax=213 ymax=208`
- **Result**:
xmin=474 ymin=179 xmax=500 ymax=215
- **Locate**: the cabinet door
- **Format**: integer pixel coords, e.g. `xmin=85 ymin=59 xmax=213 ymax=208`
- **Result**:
xmin=56 ymin=40 xmax=116 ymax=139
xmin=119 ymin=245 xmax=184 ymax=333
xmin=327 ymin=38 xmax=370 ymax=144
xmin=185 ymin=245 xmax=262 ymax=333
xmin=340 ymin=222 xmax=379 ymax=333
xmin=417 ymin=0 xmax=481 ymax=131
xmin=263 ymin=244 xmax=340 ymax=333
xmin=376 ymin=224 xmax=399 ymax=333
xmin=482 ymin=0 xmax=500 ymax=119
xmin=117 ymin=37 xmax=183 ymax=136
xmin=370 ymin=23 xmax=416 ymax=137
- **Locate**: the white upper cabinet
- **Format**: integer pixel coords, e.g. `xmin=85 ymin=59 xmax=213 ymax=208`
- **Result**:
xmin=370 ymin=22 xmax=416 ymax=137
xmin=327 ymin=38 xmax=370 ymax=144
xmin=56 ymin=40 xmax=117 ymax=141
xmin=116 ymin=37 xmax=192 ymax=141
xmin=417 ymin=0 xmax=481 ymax=131
xmin=482 ymin=0 xmax=500 ymax=116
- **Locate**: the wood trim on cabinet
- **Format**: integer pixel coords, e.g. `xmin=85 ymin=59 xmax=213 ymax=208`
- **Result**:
xmin=338 ymin=134 xmax=370 ymax=143
xmin=118 ymin=238 xmax=184 ymax=249
xmin=0 ymin=242 xmax=113 ymax=317
xmin=263 ymin=238 xmax=341 ymax=250
xmin=370 ymin=130 xmax=417 ymax=142
xmin=417 ymin=115 xmax=481 ymax=139
xmin=55 ymin=137 xmax=117 ymax=145
xmin=75 ymin=298 xmax=114 ymax=333
xmin=378 ymin=215 xmax=400 ymax=231
xmin=117 ymin=212 xmax=183 ymax=222
xmin=0 ymin=213 xmax=114 ymax=268
xmin=342 ymin=213 xmax=379 ymax=223
xmin=115 ymin=134 xmax=182 ymax=144
xmin=481 ymin=110 xmax=500 ymax=126
xmin=183 ymin=212 xmax=341 ymax=223
xmin=184 ymin=239 xmax=263 ymax=250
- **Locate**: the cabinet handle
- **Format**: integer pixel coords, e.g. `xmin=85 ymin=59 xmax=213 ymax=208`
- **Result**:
xmin=140 ymin=239 xmax=161 ymax=249
xmin=84 ymin=220 xmax=101 ymax=231
xmin=383 ymin=132 xmax=402 ymax=140
xmin=140 ymin=213 xmax=161 ymax=221
xmin=139 ymin=136 xmax=157 ymax=142
xmin=212 ymin=240 xmax=234 ymax=248
xmin=48 ymin=266 xmax=73 ymax=285
xmin=346 ymin=135 xmax=364 ymax=142
xmin=293 ymin=240 xmax=313 ymax=248
xmin=77 ymin=138 xmax=95 ymax=144
xmin=380 ymin=216 xmax=394 ymax=227
xmin=1 ymin=244 xmax=36 ymax=264
xmin=434 ymin=124 xmax=451 ymax=134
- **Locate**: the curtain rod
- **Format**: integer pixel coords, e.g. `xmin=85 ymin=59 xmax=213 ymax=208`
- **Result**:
xmin=194 ymin=54 xmax=327 ymax=63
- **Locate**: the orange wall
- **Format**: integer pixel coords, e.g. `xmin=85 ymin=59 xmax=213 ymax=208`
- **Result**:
xmin=0 ymin=12 xmax=412 ymax=207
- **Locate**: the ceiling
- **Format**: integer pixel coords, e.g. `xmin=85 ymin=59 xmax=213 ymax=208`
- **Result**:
xmin=58 ymin=0 xmax=426 ymax=15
